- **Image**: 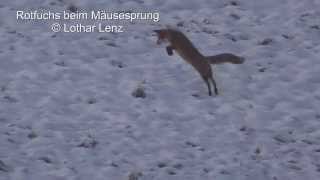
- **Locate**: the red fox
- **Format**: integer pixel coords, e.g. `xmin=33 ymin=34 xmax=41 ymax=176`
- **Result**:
xmin=154 ymin=28 xmax=244 ymax=96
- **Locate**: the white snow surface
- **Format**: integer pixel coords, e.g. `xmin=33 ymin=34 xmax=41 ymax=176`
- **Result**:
xmin=1 ymin=0 xmax=320 ymax=180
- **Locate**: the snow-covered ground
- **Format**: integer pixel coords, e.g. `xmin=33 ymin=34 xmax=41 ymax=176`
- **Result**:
xmin=1 ymin=0 xmax=320 ymax=180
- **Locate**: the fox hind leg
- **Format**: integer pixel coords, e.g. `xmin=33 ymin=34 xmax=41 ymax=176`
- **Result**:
xmin=202 ymin=76 xmax=212 ymax=96
xmin=209 ymin=76 xmax=218 ymax=95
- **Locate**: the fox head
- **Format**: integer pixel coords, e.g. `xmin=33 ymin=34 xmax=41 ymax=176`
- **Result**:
xmin=154 ymin=29 xmax=169 ymax=45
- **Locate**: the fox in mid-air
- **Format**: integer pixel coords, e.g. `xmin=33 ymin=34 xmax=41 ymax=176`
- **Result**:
xmin=154 ymin=28 xmax=245 ymax=96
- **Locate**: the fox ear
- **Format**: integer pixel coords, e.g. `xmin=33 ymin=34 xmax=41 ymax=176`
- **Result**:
xmin=153 ymin=29 xmax=162 ymax=34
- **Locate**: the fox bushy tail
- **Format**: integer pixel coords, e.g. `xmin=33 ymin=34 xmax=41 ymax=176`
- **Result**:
xmin=205 ymin=53 xmax=245 ymax=64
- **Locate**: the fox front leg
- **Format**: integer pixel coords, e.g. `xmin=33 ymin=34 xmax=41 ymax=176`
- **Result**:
xmin=166 ymin=46 xmax=174 ymax=56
